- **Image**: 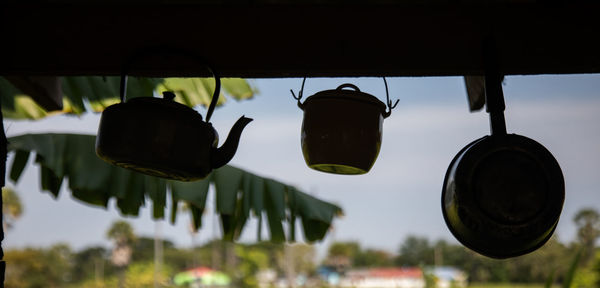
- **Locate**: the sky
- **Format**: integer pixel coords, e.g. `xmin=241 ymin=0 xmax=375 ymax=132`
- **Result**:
xmin=3 ymin=74 xmax=600 ymax=258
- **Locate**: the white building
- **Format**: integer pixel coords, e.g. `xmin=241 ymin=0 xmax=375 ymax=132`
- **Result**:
xmin=339 ymin=268 xmax=425 ymax=288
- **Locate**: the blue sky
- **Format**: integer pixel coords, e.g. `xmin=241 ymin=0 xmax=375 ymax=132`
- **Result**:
xmin=3 ymin=75 xmax=600 ymax=258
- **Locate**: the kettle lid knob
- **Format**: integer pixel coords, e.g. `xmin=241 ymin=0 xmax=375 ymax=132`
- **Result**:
xmin=162 ymin=91 xmax=176 ymax=101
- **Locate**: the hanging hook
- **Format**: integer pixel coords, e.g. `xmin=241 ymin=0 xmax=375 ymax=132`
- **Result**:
xmin=483 ymin=36 xmax=507 ymax=136
xmin=290 ymin=77 xmax=306 ymax=110
xmin=383 ymin=77 xmax=399 ymax=118
xmin=119 ymin=73 xmax=128 ymax=103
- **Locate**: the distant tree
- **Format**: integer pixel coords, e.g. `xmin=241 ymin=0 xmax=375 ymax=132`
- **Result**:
xmin=124 ymin=261 xmax=174 ymax=287
xmin=245 ymin=241 xmax=285 ymax=275
xmin=324 ymin=242 xmax=394 ymax=269
xmin=107 ymin=221 xmax=136 ymax=265
xmin=291 ymin=244 xmax=317 ymax=275
xmin=131 ymin=236 xmax=174 ymax=263
xmin=2 ymin=187 xmax=23 ymax=230
xmin=5 ymin=244 xmax=74 ymax=288
xmin=5 ymin=248 xmax=49 ymax=288
xmin=354 ymin=249 xmax=394 ymax=267
xmin=327 ymin=241 xmax=361 ymax=258
xmin=324 ymin=242 xmax=361 ymax=271
xmin=72 ymin=246 xmax=110 ymax=284
xmin=235 ymin=244 xmax=271 ymax=288
xmin=396 ymin=236 xmax=433 ymax=266
xmin=106 ymin=220 xmax=136 ymax=288
xmin=45 ymin=244 xmax=74 ymax=285
xmin=433 ymin=236 xmax=574 ymax=284
xmin=280 ymin=243 xmax=316 ymax=285
xmin=432 ymin=240 xmax=469 ymax=267
xmin=163 ymin=245 xmax=210 ymax=271
xmin=503 ymin=237 xmax=570 ymax=283
xmin=574 ymin=208 xmax=600 ymax=264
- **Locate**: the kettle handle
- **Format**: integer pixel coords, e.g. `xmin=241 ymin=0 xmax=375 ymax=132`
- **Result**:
xmin=118 ymin=46 xmax=221 ymax=123
xmin=204 ymin=67 xmax=221 ymax=123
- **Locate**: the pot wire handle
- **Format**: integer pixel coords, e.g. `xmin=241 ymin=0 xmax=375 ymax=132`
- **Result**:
xmin=383 ymin=77 xmax=399 ymax=118
xmin=290 ymin=77 xmax=307 ymax=110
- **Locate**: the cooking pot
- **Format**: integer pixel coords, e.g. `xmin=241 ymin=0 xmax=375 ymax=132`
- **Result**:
xmin=291 ymin=78 xmax=398 ymax=175
xmin=96 ymin=62 xmax=252 ymax=181
xmin=442 ymin=73 xmax=564 ymax=258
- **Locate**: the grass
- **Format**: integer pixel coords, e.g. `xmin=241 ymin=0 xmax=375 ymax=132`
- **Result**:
xmin=469 ymin=249 xmax=582 ymax=288
xmin=469 ymin=284 xmax=553 ymax=288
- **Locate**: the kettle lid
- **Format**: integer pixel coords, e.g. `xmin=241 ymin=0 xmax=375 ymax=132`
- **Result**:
xmin=126 ymin=91 xmax=203 ymax=121
xmin=304 ymin=84 xmax=387 ymax=112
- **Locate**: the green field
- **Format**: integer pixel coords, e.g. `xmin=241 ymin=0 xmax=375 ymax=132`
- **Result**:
xmin=469 ymin=284 xmax=550 ymax=288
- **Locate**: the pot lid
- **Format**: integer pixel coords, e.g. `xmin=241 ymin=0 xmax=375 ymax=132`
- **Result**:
xmin=304 ymin=84 xmax=387 ymax=111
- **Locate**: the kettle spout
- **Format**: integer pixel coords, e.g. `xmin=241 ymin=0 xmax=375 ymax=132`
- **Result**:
xmin=211 ymin=116 xmax=253 ymax=169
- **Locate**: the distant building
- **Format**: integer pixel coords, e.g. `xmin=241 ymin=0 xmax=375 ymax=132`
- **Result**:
xmin=428 ymin=267 xmax=467 ymax=288
xmin=256 ymin=269 xmax=277 ymax=288
xmin=339 ymin=267 xmax=425 ymax=288
xmin=318 ymin=266 xmax=341 ymax=286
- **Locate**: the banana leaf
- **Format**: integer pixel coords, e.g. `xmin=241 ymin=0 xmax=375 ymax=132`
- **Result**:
xmin=0 ymin=76 xmax=256 ymax=120
xmin=7 ymin=133 xmax=342 ymax=242
xmin=561 ymin=248 xmax=582 ymax=288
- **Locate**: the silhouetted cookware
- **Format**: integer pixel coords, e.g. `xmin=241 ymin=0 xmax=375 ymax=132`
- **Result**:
xmin=442 ymin=72 xmax=564 ymax=258
xmin=291 ymin=78 xmax=398 ymax=175
xmin=96 ymin=51 xmax=252 ymax=181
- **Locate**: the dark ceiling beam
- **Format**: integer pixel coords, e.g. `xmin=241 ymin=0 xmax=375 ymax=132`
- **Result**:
xmin=1 ymin=2 xmax=599 ymax=78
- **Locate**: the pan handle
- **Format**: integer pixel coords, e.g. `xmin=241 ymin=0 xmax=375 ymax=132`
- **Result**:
xmin=484 ymin=72 xmax=507 ymax=136
xmin=483 ymin=37 xmax=507 ymax=136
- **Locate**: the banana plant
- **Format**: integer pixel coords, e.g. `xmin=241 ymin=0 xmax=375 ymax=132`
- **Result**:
xmin=544 ymin=248 xmax=582 ymax=288
xmin=0 ymin=76 xmax=255 ymax=119
xmin=8 ymin=133 xmax=342 ymax=242
xmin=1 ymin=76 xmax=342 ymax=242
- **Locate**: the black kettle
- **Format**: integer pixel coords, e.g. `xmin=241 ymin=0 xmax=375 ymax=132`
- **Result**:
xmin=96 ymin=65 xmax=252 ymax=181
xmin=442 ymin=73 xmax=564 ymax=258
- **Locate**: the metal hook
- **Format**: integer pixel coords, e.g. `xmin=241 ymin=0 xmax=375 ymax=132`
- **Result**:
xmin=290 ymin=77 xmax=306 ymax=109
xmin=119 ymin=73 xmax=128 ymax=103
xmin=383 ymin=77 xmax=399 ymax=118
